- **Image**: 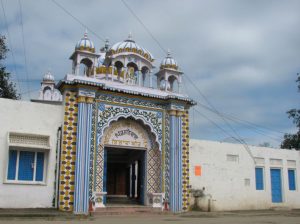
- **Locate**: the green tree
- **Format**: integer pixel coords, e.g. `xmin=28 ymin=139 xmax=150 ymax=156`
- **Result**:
xmin=0 ymin=35 xmax=19 ymax=99
xmin=281 ymin=73 xmax=300 ymax=150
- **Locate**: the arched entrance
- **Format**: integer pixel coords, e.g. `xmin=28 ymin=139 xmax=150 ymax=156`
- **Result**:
xmin=95 ymin=117 xmax=161 ymax=206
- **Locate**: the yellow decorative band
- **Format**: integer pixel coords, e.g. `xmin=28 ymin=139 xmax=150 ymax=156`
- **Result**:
xmin=86 ymin=97 xmax=94 ymax=104
xmin=78 ymin=96 xmax=86 ymax=103
xmin=168 ymin=110 xmax=185 ymax=117
xmin=168 ymin=110 xmax=177 ymax=116
xmin=160 ymin=64 xmax=178 ymax=70
xmin=176 ymin=111 xmax=184 ymax=117
xmin=77 ymin=46 xmax=95 ymax=53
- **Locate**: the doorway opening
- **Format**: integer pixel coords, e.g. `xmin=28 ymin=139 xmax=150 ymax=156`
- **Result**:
xmin=104 ymin=147 xmax=146 ymax=205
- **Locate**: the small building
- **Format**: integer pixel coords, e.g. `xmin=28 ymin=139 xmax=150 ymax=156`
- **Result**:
xmin=189 ymin=140 xmax=300 ymax=211
xmin=0 ymin=98 xmax=62 ymax=208
xmin=0 ymin=31 xmax=299 ymax=214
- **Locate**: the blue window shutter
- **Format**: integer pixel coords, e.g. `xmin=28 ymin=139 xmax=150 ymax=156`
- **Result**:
xmin=35 ymin=152 xmax=44 ymax=181
xmin=18 ymin=151 xmax=35 ymax=181
xmin=7 ymin=150 xmax=17 ymax=180
xmin=288 ymin=170 xmax=296 ymax=190
xmin=255 ymin=167 xmax=264 ymax=190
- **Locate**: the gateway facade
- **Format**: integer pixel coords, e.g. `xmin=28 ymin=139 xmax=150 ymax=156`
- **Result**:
xmin=1 ymin=32 xmax=299 ymax=214
xmin=56 ymin=32 xmax=194 ymax=214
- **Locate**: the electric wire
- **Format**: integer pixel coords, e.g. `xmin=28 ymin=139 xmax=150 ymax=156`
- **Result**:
xmin=18 ymin=0 xmax=31 ymax=98
xmin=183 ymin=77 xmax=282 ymax=142
xmin=19 ymin=88 xmax=40 ymax=96
xmin=194 ymin=96 xmax=285 ymax=135
xmin=120 ymin=0 xmax=280 ymax=152
xmin=0 ymin=0 xmax=21 ymax=95
xmin=120 ymin=0 xmax=168 ymax=54
xmin=119 ymin=0 xmax=253 ymax=154
xmin=194 ymin=102 xmax=283 ymax=140
xmin=51 ymin=0 xmax=106 ymax=42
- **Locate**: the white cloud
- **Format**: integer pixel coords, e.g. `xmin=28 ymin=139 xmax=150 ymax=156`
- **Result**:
xmin=1 ymin=0 xmax=299 ymax=146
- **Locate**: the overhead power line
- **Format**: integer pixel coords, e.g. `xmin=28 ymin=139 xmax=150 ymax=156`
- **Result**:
xmin=194 ymin=101 xmax=284 ymax=137
xmin=181 ymin=76 xmax=283 ymax=143
xmin=18 ymin=0 xmax=31 ymax=98
xmin=0 ymin=0 xmax=21 ymax=94
xmin=193 ymin=108 xmax=255 ymax=161
xmin=120 ymin=0 xmax=257 ymax=162
xmin=120 ymin=0 xmax=168 ymax=54
xmin=50 ymin=0 xmax=106 ymax=42
xmin=19 ymin=88 xmax=40 ymax=96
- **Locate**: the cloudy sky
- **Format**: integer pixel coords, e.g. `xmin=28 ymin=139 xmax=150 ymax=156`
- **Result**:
xmin=1 ymin=0 xmax=299 ymax=147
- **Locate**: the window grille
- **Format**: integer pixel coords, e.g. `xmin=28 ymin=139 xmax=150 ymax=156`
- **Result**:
xmin=9 ymin=132 xmax=50 ymax=148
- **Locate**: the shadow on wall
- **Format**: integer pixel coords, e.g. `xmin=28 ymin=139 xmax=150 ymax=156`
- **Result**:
xmin=190 ymin=187 xmax=215 ymax=212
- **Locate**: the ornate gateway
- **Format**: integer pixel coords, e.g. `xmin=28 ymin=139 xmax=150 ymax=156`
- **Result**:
xmin=57 ymin=32 xmax=195 ymax=214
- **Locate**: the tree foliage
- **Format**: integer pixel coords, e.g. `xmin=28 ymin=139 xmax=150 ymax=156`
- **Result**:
xmin=281 ymin=74 xmax=300 ymax=150
xmin=0 ymin=35 xmax=19 ymax=100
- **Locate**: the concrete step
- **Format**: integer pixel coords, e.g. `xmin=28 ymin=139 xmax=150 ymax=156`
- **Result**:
xmin=93 ymin=206 xmax=167 ymax=216
xmin=106 ymin=195 xmax=139 ymax=205
xmin=271 ymin=206 xmax=292 ymax=211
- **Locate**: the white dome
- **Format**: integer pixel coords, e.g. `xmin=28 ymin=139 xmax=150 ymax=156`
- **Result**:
xmin=43 ymin=71 xmax=55 ymax=82
xmin=75 ymin=31 xmax=95 ymax=53
xmin=160 ymin=50 xmax=178 ymax=70
xmin=109 ymin=33 xmax=154 ymax=62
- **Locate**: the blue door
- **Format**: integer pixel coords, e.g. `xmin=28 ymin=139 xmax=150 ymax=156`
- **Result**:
xmin=270 ymin=169 xmax=282 ymax=203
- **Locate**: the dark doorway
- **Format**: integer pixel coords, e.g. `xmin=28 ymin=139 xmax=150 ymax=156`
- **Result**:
xmin=105 ymin=147 xmax=146 ymax=205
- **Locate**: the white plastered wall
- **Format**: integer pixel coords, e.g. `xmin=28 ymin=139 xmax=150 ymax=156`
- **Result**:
xmin=0 ymin=98 xmax=63 ymax=208
xmin=189 ymin=139 xmax=300 ymax=211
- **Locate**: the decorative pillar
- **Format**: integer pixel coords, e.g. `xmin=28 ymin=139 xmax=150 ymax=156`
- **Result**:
xmin=105 ymin=65 xmax=108 ymax=80
xmin=74 ymin=90 xmax=95 ymax=214
xmin=93 ymin=58 xmax=96 ymax=78
xmin=138 ymin=70 xmax=142 ymax=86
xmin=111 ymin=66 xmax=115 ymax=81
xmin=178 ymin=82 xmax=182 ymax=94
xmin=129 ymin=164 xmax=133 ymax=198
xmin=103 ymin=148 xmax=108 ymax=205
xmin=135 ymin=160 xmax=138 ymax=198
xmin=164 ymin=75 xmax=168 ymax=91
xmin=168 ymin=109 xmax=183 ymax=212
xmin=124 ymin=67 xmax=128 ymax=84
xmin=131 ymin=162 xmax=136 ymax=198
xmin=75 ymin=60 xmax=80 ymax=76
xmin=149 ymin=70 xmax=153 ymax=88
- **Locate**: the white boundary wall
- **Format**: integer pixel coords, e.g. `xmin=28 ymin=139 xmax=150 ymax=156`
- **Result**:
xmin=0 ymin=98 xmax=63 ymax=208
xmin=190 ymin=139 xmax=300 ymax=211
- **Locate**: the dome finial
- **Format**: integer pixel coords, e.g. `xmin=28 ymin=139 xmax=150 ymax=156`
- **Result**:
xmin=84 ymin=28 xmax=88 ymax=38
xmin=105 ymin=37 xmax=110 ymax=51
xmin=128 ymin=31 xmax=133 ymax=41
xmin=167 ymin=49 xmax=171 ymax=57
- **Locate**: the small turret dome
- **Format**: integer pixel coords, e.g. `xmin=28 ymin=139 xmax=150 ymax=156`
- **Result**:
xmin=75 ymin=31 xmax=95 ymax=53
xmin=43 ymin=71 xmax=55 ymax=82
xmin=109 ymin=33 xmax=154 ymax=62
xmin=160 ymin=50 xmax=178 ymax=70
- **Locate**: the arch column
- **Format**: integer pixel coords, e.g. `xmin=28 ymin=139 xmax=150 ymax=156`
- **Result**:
xmin=111 ymin=66 xmax=115 ymax=81
xmin=168 ymin=109 xmax=184 ymax=212
xmin=138 ymin=70 xmax=142 ymax=86
xmin=74 ymin=90 xmax=95 ymax=214
xmin=164 ymin=78 xmax=168 ymax=91
xmin=149 ymin=70 xmax=153 ymax=88
xmin=75 ymin=58 xmax=80 ymax=76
